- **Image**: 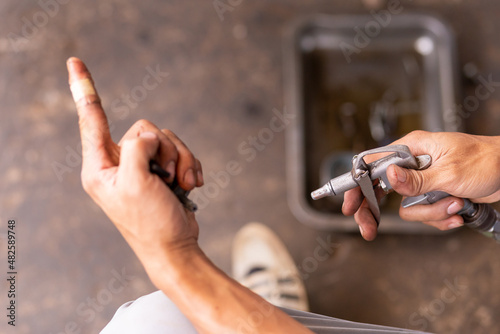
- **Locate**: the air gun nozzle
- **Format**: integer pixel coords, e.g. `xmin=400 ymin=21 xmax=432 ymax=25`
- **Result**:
xmin=311 ymin=183 xmax=334 ymax=200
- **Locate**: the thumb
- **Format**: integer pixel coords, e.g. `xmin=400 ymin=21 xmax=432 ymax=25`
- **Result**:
xmin=119 ymin=132 xmax=160 ymax=180
xmin=387 ymin=164 xmax=435 ymax=197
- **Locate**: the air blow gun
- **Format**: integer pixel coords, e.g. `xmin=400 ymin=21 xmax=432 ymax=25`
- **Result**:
xmin=311 ymin=145 xmax=500 ymax=241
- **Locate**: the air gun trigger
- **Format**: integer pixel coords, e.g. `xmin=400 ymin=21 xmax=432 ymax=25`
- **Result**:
xmin=378 ymin=174 xmax=392 ymax=193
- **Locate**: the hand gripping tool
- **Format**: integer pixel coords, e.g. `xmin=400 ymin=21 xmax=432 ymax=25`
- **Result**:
xmin=311 ymin=145 xmax=500 ymax=241
xmin=149 ymin=160 xmax=198 ymax=212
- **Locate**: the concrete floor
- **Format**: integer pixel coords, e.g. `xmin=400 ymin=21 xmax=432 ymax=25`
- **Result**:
xmin=1 ymin=0 xmax=500 ymax=333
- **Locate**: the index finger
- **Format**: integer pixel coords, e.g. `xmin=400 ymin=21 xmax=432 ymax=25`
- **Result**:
xmin=67 ymin=57 xmax=115 ymax=170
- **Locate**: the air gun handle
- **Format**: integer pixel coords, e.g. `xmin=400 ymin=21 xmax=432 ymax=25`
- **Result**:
xmin=403 ymin=191 xmax=500 ymax=241
xmin=461 ymin=202 xmax=500 ymax=241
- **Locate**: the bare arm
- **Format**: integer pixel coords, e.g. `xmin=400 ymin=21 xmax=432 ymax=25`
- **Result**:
xmin=143 ymin=244 xmax=310 ymax=333
xmin=67 ymin=57 xmax=312 ymax=334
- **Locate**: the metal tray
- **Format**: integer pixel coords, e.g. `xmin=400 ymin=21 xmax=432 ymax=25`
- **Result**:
xmin=284 ymin=14 xmax=460 ymax=232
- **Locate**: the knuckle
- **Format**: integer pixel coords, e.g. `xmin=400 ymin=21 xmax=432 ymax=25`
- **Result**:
xmin=407 ymin=170 xmax=425 ymax=196
xmin=412 ymin=129 xmax=428 ymax=136
xmin=436 ymin=223 xmax=450 ymax=231
xmin=422 ymin=221 xmax=437 ymax=229
xmin=195 ymin=158 xmax=203 ymax=170
xmin=121 ymin=180 xmax=145 ymax=199
xmin=399 ymin=209 xmax=407 ymax=219
xmin=134 ymin=119 xmax=154 ymax=130
xmin=447 ymin=162 xmax=461 ymax=180
xmin=423 ymin=220 xmax=448 ymax=231
xmin=399 ymin=208 xmax=412 ymax=221
xmin=161 ymin=128 xmax=175 ymax=137
xmin=161 ymin=129 xmax=183 ymax=145
xmin=120 ymin=137 xmax=138 ymax=151
xmin=407 ymin=130 xmax=428 ymax=141
xmin=184 ymin=151 xmax=196 ymax=165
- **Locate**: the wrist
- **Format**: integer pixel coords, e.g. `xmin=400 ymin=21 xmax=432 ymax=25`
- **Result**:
xmin=136 ymin=239 xmax=207 ymax=288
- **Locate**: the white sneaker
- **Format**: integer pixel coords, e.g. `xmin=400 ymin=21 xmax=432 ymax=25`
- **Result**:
xmin=232 ymin=222 xmax=309 ymax=311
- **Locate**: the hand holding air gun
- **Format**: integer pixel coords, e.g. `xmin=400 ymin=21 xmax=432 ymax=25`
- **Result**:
xmin=333 ymin=131 xmax=500 ymax=241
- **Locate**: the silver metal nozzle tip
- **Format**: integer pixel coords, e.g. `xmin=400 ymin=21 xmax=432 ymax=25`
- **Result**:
xmin=311 ymin=184 xmax=333 ymax=200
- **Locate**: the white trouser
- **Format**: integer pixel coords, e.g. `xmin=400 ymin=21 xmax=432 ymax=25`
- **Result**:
xmin=101 ymin=290 xmax=431 ymax=334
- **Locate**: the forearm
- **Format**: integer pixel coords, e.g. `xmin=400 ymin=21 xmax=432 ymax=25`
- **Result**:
xmin=137 ymin=243 xmax=313 ymax=334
